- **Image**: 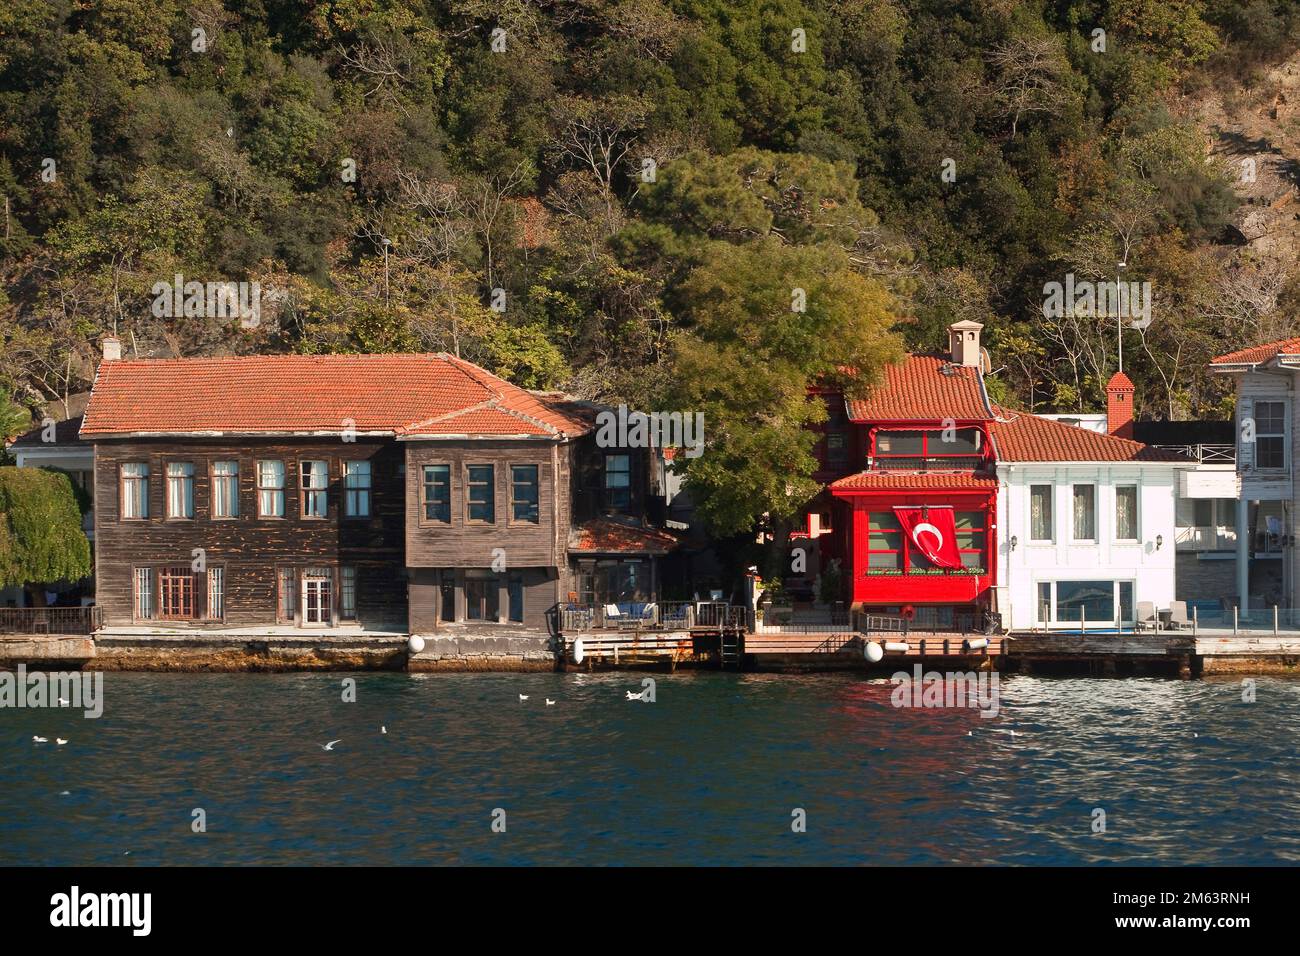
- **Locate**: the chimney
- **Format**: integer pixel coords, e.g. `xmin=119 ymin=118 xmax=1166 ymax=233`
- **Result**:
xmin=101 ymin=334 xmax=122 ymax=362
xmin=948 ymin=320 xmax=983 ymax=368
xmin=1106 ymin=371 xmax=1135 ymax=439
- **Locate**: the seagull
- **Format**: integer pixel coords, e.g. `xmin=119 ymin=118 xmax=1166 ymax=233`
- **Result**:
xmin=33 ymin=736 xmax=47 ymax=743
xmin=545 ymin=699 xmax=555 ymax=706
xmin=518 ymin=694 xmax=529 ymax=702
xmin=321 ymin=740 xmax=341 ymax=751
xmin=381 ymin=726 xmax=387 ymax=734
xmin=59 ymin=791 xmax=70 ymax=796
xmin=56 ymin=738 xmax=68 ymax=746
xmin=625 ymin=690 xmax=643 ymax=701
xmin=57 ymin=698 xmax=69 ymax=706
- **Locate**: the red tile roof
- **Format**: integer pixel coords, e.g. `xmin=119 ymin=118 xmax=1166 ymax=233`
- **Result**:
xmin=80 ymin=354 xmax=590 ymax=438
xmin=988 ymin=412 xmax=1190 ymax=463
xmin=829 ymin=472 xmax=999 ymax=491
xmin=845 ymin=354 xmax=992 ymax=422
xmin=568 ymin=518 xmax=679 ymax=555
xmin=1210 ymin=337 xmax=1300 ymax=366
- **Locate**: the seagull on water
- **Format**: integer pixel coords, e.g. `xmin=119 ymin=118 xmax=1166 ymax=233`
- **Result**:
xmin=33 ymin=736 xmax=48 ymax=743
xmin=321 ymin=739 xmax=342 ymax=751
xmin=56 ymin=738 xmax=68 ymax=746
xmin=626 ymin=690 xmax=644 ymax=701
xmin=519 ymin=694 xmax=529 ymax=702
xmin=381 ymin=725 xmax=387 ymax=734
xmin=545 ymin=699 xmax=555 ymax=706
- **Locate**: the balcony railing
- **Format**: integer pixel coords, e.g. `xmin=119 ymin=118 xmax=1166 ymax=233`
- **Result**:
xmin=1155 ymin=443 xmax=1235 ymax=464
xmin=0 ymin=606 xmax=102 ymax=635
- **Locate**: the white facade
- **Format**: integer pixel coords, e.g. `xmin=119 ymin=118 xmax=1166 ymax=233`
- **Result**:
xmin=996 ymin=462 xmax=1181 ymax=630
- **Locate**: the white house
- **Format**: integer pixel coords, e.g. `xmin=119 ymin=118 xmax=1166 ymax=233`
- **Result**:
xmin=991 ymin=374 xmax=1189 ymax=630
xmin=1209 ymin=337 xmax=1300 ymax=613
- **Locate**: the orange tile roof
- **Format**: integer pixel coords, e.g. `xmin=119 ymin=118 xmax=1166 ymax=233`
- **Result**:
xmin=845 ymin=354 xmax=992 ymax=422
xmin=568 ymin=518 xmax=679 ymax=555
xmin=1210 ymin=337 xmax=1300 ymax=366
xmin=829 ymin=472 xmax=999 ymax=491
xmin=80 ymin=353 xmax=589 ymax=438
xmin=988 ymin=412 xmax=1190 ymax=463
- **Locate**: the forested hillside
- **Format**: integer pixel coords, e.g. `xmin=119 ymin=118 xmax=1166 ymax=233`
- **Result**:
xmin=3 ymin=1 xmax=1300 ymax=529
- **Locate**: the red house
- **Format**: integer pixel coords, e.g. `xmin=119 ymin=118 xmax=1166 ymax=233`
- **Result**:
xmin=798 ymin=321 xmax=998 ymax=630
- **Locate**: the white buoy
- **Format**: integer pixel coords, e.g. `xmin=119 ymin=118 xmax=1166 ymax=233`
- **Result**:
xmin=573 ymin=638 xmax=585 ymax=664
xmin=407 ymin=635 xmax=425 ymax=654
xmin=864 ymin=641 xmax=884 ymax=662
xmin=965 ymin=637 xmax=989 ymax=651
xmin=883 ymin=641 xmax=909 ymax=653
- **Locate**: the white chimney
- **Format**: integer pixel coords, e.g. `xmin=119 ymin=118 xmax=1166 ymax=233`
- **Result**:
xmin=948 ymin=320 xmax=983 ymax=368
xmin=101 ymin=334 xmax=122 ymax=361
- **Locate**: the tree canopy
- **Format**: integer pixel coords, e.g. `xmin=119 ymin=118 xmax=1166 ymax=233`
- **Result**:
xmin=0 ymin=467 xmax=92 ymax=588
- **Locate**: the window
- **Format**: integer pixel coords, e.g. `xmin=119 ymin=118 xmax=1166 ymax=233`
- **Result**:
xmin=212 ymin=461 xmax=239 ymax=518
xmin=864 ymin=508 xmax=987 ymax=573
xmin=344 ymin=461 xmax=371 ymax=518
xmin=277 ymin=568 xmax=296 ymax=623
xmin=1029 ymin=485 xmax=1053 ymax=541
xmin=1115 ymin=485 xmax=1138 ymax=540
xmin=1038 ymin=580 xmax=1136 ymax=625
xmin=158 ymin=566 xmax=195 ymax=619
xmin=206 ymin=567 xmax=225 ymax=620
xmin=875 ymin=429 xmax=982 ymax=470
xmin=1254 ymin=401 xmax=1286 ymax=469
xmin=508 ymin=573 xmax=525 ymax=623
xmin=166 ymin=462 xmax=194 ymax=519
xmin=133 ymin=567 xmax=153 ymax=620
xmin=511 ymin=465 xmax=539 ymax=523
xmin=340 ymin=566 xmax=357 ymax=620
xmin=440 ymin=572 xmax=456 ymax=622
xmin=866 ymin=511 xmax=903 ymax=569
xmin=121 ymin=463 xmax=149 ymax=519
xmin=1193 ymin=498 xmax=1214 ymax=528
xmin=300 ymin=460 xmax=328 ymax=517
xmin=825 ymin=433 xmax=847 ymax=464
xmin=258 ymin=460 xmax=286 ymax=517
xmin=1072 ymin=484 xmax=1096 ymax=540
xmin=423 ymin=465 xmax=451 ymax=522
xmin=605 ymin=454 xmax=630 ymax=510
xmin=465 ymin=572 xmax=499 ymax=621
xmin=467 ymin=465 xmax=495 ymax=522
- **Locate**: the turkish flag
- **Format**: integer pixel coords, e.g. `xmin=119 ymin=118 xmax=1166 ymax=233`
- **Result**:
xmin=893 ymin=506 xmax=964 ymax=570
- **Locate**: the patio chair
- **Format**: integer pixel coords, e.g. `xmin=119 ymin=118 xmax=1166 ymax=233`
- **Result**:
xmin=603 ymin=604 xmax=623 ymax=626
xmin=1168 ymin=600 xmax=1190 ymax=630
xmin=1134 ymin=601 xmax=1159 ymax=632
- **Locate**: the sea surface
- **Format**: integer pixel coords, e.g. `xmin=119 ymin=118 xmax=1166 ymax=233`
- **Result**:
xmin=2 ymin=671 xmax=1297 ymax=865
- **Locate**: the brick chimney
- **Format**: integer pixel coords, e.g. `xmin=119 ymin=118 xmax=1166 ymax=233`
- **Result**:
xmin=1106 ymin=371 xmax=1135 ymax=439
xmin=101 ymin=334 xmax=122 ymax=362
xmin=948 ymin=320 xmax=983 ymax=368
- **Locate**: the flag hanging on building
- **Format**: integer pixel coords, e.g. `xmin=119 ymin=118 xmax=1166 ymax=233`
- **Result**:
xmin=893 ymin=506 xmax=963 ymax=570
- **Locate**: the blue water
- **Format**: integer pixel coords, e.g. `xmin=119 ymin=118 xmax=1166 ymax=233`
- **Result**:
xmin=2 ymin=672 xmax=1297 ymax=865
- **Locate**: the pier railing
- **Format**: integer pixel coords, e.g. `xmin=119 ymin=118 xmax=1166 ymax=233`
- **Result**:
xmin=0 ymin=605 xmax=102 ymax=636
xmin=555 ymin=601 xmax=748 ymax=632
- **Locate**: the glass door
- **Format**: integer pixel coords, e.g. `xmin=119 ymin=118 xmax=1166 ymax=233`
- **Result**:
xmin=302 ymin=570 xmax=333 ymax=626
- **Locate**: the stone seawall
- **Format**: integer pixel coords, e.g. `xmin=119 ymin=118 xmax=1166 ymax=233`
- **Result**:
xmin=407 ymin=631 xmax=557 ymax=672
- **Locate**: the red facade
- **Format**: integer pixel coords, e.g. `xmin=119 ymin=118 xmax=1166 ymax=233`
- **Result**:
xmin=795 ymin=354 xmax=999 ymax=625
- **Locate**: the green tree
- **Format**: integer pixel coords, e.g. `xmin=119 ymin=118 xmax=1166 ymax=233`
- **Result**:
xmin=0 ymin=467 xmax=92 ymax=588
xmin=664 ymin=238 xmax=903 ymax=535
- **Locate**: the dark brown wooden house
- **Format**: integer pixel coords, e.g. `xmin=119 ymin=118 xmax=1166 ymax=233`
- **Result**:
xmin=80 ymin=340 xmax=678 ymax=636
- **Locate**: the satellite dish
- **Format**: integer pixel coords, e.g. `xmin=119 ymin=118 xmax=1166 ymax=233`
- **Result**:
xmin=980 ymin=347 xmax=993 ymax=374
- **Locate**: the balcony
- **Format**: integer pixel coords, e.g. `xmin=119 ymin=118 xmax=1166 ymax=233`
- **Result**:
xmin=1155 ymin=443 xmax=1235 ymax=464
xmin=1175 ymin=526 xmax=1237 ymax=552
xmin=0 ymin=606 xmax=102 ymax=635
